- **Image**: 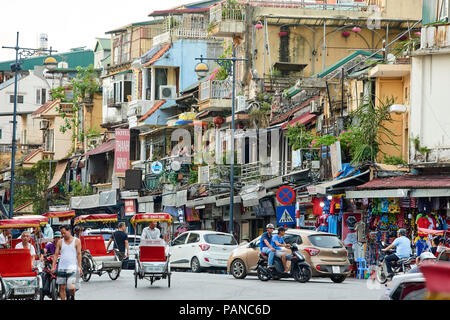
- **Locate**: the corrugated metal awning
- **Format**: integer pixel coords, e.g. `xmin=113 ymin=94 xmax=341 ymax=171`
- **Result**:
xmin=84 ymin=139 xmax=115 ymax=156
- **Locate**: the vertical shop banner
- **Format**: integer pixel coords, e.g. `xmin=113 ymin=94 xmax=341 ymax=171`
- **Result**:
xmin=114 ymin=129 xmax=130 ymax=177
xmin=125 ymin=199 xmax=136 ymax=216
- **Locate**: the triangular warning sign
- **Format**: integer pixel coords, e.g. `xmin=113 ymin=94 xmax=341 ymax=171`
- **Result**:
xmin=279 ymin=209 xmax=294 ymax=223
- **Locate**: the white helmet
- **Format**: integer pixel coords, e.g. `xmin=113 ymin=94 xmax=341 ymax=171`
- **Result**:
xmin=419 ymin=252 xmax=436 ymax=262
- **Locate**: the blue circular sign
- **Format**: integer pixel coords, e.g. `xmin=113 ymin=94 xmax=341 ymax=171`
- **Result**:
xmin=276 ymin=186 xmax=295 ymax=205
xmin=151 ymin=161 xmax=163 ymax=174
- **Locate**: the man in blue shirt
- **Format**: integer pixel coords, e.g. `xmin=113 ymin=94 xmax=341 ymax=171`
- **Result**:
xmin=381 ymin=228 xmax=412 ymax=277
xmin=271 ymin=227 xmax=292 ymax=273
xmin=260 ymin=224 xmax=276 ymax=267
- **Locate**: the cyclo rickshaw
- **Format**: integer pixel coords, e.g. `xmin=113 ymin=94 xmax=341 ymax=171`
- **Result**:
xmin=74 ymin=214 xmax=123 ymax=282
xmin=131 ymin=213 xmax=172 ymax=288
xmin=0 ymin=218 xmax=43 ymax=300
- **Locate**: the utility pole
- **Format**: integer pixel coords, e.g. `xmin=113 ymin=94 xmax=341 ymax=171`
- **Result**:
xmin=2 ymin=32 xmax=56 ymax=218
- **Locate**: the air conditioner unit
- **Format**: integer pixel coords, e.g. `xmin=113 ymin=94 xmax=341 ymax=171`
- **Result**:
xmin=310 ymin=100 xmax=320 ymax=114
xmin=40 ymin=119 xmax=49 ymax=130
xmin=159 ymin=85 xmax=177 ymax=100
xmin=236 ymin=96 xmax=246 ymax=113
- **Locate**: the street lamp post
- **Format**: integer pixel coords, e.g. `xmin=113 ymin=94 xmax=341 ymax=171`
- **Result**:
xmin=195 ymin=43 xmax=247 ymax=235
xmin=2 ymin=32 xmax=56 ymax=218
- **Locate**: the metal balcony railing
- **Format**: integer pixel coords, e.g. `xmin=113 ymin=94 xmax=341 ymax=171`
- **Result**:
xmin=210 ymin=1 xmax=246 ymax=23
xmin=199 ymin=79 xmax=242 ymax=102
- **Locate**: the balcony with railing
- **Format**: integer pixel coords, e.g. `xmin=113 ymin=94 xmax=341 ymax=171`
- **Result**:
xmin=153 ymin=13 xmax=210 ymax=46
xmin=209 ymin=1 xmax=246 ymax=37
xmin=198 ymin=78 xmax=242 ymax=112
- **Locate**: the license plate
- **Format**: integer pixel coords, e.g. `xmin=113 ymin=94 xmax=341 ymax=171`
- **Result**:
xmin=14 ymin=287 xmax=35 ymax=295
xmin=332 ymin=266 xmax=340 ymax=274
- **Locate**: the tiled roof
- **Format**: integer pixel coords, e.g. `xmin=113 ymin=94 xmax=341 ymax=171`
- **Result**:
xmin=270 ymin=96 xmax=319 ymax=126
xmin=84 ymin=139 xmax=115 ymax=156
xmin=281 ymin=112 xmax=317 ymax=129
xmin=23 ymin=148 xmax=42 ymax=162
xmin=143 ymin=44 xmax=171 ymax=67
xmin=31 ymin=99 xmax=59 ymax=116
xmin=138 ymin=100 xmax=166 ymax=122
xmin=149 ymin=7 xmax=209 ymax=17
xmin=357 ymin=175 xmax=450 ymax=190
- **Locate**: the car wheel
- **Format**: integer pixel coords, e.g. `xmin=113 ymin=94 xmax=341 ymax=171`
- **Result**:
xmin=330 ymin=275 xmax=347 ymax=283
xmin=230 ymin=259 xmax=247 ymax=279
xmin=191 ymin=257 xmax=202 ymax=273
xmin=294 ymin=265 xmax=312 ymax=283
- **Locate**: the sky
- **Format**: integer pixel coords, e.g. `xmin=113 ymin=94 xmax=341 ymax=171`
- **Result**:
xmin=0 ymin=0 xmax=186 ymax=61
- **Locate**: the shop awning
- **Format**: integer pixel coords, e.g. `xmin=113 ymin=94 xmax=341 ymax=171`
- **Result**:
xmin=345 ymin=174 xmax=450 ymax=198
xmin=48 ymin=160 xmax=68 ymax=190
xmin=311 ymin=170 xmax=370 ymax=195
xmin=70 ymin=190 xmax=117 ymax=209
xmin=84 ymin=139 xmax=115 ymax=156
xmin=281 ymin=112 xmax=317 ymax=129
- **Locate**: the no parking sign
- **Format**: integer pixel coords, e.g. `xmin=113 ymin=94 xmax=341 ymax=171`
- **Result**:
xmin=276 ymin=186 xmax=295 ymax=205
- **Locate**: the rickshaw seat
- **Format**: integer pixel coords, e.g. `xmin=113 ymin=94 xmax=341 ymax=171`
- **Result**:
xmin=80 ymin=236 xmax=115 ymax=257
xmin=140 ymin=246 xmax=167 ymax=262
xmin=0 ymin=249 xmax=37 ymax=278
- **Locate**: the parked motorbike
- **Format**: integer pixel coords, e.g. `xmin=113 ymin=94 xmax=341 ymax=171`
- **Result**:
xmin=257 ymin=243 xmax=312 ymax=283
xmin=39 ymin=254 xmax=76 ymax=300
xmin=376 ymin=241 xmax=415 ymax=284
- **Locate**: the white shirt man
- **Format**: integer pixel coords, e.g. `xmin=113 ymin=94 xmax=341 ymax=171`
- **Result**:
xmin=0 ymin=229 xmax=11 ymax=248
xmin=141 ymin=222 xmax=161 ymax=240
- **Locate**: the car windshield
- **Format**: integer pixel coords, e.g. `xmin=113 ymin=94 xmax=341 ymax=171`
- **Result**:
xmin=204 ymin=234 xmax=237 ymax=245
xmin=308 ymin=235 xmax=343 ymax=248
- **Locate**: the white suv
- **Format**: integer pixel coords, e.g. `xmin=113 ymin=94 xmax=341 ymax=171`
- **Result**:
xmin=169 ymin=230 xmax=238 ymax=272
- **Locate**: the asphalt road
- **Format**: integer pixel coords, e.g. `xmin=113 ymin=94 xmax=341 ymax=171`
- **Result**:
xmin=73 ymin=270 xmax=385 ymax=300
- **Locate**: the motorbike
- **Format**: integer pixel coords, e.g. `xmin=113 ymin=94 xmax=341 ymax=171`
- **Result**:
xmin=39 ymin=254 xmax=76 ymax=300
xmin=375 ymin=241 xmax=415 ymax=284
xmin=256 ymin=243 xmax=312 ymax=283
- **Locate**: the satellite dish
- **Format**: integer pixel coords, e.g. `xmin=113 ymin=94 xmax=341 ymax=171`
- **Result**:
xmin=171 ymin=161 xmax=181 ymax=172
xmin=387 ymin=54 xmax=396 ymax=64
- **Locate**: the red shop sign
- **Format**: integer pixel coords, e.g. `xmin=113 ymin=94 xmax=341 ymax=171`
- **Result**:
xmin=114 ymin=129 xmax=130 ymax=177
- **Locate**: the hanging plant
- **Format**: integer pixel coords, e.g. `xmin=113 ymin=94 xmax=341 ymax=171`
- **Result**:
xmin=278 ymin=31 xmax=288 ymax=37
xmin=352 ymin=27 xmax=361 ymax=33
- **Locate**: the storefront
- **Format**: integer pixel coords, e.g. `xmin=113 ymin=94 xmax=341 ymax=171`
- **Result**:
xmin=345 ymin=174 xmax=450 ymax=266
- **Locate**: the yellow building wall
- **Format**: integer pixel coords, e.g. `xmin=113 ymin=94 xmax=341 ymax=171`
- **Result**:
xmin=51 ymin=116 xmax=73 ymax=160
xmin=252 ymin=24 xmax=406 ymax=78
xmin=375 ymin=77 xmax=409 ymax=162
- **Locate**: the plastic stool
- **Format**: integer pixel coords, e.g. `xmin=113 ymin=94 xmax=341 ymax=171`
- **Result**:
xmin=356 ymin=258 xmax=369 ymax=280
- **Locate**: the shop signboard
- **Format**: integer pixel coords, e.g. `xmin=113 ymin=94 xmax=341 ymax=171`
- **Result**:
xmin=114 ymin=129 xmax=130 ymax=177
xmin=276 ymin=206 xmax=296 ymax=226
xmin=125 ymin=199 xmax=136 ymax=216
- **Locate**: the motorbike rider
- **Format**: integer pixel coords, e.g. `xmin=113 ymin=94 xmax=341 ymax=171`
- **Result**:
xmin=260 ymin=223 xmax=276 ymax=268
xmin=41 ymin=231 xmax=62 ymax=260
xmin=381 ymin=228 xmax=412 ymax=278
xmin=271 ymin=227 xmax=292 ymax=273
